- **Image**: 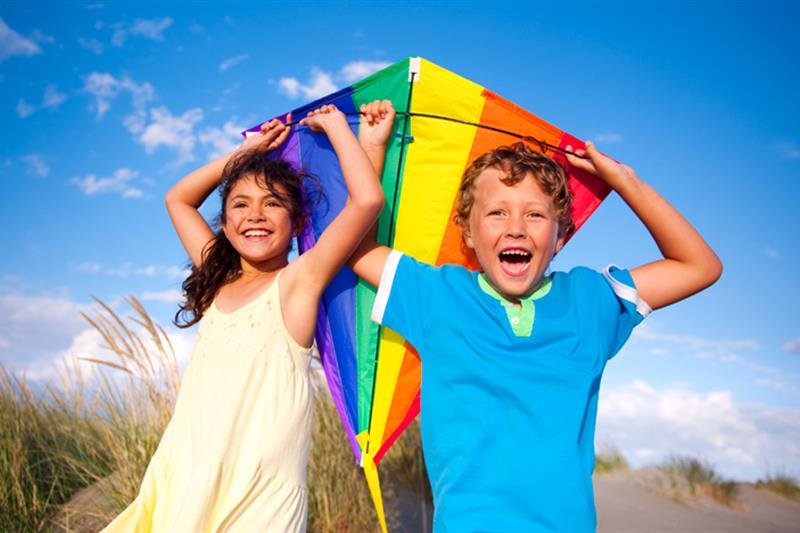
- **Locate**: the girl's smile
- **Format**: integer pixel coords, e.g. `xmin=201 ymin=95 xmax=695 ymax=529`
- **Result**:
xmin=222 ymin=174 xmax=294 ymax=272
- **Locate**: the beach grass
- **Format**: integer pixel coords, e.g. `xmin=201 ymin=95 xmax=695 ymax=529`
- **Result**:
xmin=0 ymin=297 xmax=433 ymax=532
xmin=595 ymin=448 xmax=629 ymax=474
xmin=756 ymin=473 xmax=800 ymax=500
xmin=661 ymin=455 xmax=739 ymax=506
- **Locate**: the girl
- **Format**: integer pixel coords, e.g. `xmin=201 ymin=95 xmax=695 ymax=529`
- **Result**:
xmin=102 ymin=104 xmax=385 ymax=532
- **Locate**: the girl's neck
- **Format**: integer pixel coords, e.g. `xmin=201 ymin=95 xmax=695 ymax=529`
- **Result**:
xmin=238 ymin=255 xmax=289 ymax=280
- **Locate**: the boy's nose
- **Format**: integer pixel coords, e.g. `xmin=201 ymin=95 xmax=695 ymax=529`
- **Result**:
xmin=505 ymin=217 xmax=526 ymax=238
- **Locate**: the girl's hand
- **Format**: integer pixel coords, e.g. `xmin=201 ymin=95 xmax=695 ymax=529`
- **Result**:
xmin=359 ymin=99 xmax=396 ymax=151
xmin=299 ymin=104 xmax=346 ymax=133
xmin=240 ymin=114 xmax=292 ymax=153
xmin=566 ymin=141 xmax=638 ymax=191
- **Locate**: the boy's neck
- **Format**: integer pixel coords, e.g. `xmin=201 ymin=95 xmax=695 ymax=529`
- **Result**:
xmin=478 ymin=273 xmax=552 ymax=306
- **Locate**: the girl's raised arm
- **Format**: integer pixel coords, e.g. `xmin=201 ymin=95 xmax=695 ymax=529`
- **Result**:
xmin=566 ymin=142 xmax=722 ymax=310
xmin=286 ymin=105 xmax=385 ymax=297
xmin=165 ymin=118 xmax=290 ymax=267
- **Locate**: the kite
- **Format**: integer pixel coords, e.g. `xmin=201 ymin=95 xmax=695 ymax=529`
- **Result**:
xmin=245 ymin=57 xmax=611 ymax=531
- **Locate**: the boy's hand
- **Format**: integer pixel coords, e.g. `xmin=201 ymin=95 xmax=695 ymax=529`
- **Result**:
xmin=240 ymin=114 xmax=292 ymax=153
xmin=359 ymin=99 xmax=396 ymax=151
xmin=299 ymin=104 xmax=347 ymax=133
xmin=566 ymin=141 xmax=638 ymax=191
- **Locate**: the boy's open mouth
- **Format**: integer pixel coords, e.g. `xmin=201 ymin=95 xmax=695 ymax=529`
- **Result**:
xmin=498 ymin=248 xmax=532 ymax=276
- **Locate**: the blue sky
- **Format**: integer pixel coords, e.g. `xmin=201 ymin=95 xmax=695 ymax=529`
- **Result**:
xmin=1 ymin=2 xmax=798 ymax=481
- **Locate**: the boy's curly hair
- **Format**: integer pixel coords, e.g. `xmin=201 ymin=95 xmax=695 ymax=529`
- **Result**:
xmin=454 ymin=142 xmax=574 ymax=239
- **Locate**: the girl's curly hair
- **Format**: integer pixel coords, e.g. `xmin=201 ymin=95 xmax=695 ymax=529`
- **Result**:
xmin=174 ymin=150 xmax=317 ymax=328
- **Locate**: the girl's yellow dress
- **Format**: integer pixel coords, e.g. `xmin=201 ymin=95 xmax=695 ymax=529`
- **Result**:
xmin=102 ymin=272 xmax=314 ymax=532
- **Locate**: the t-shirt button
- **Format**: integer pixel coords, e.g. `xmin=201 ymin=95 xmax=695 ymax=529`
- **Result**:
xmin=511 ymin=316 xmax=520 ymax=325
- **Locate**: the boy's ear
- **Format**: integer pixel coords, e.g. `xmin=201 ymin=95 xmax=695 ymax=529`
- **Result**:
xmin=554 ymin=234 xmax=565 ymax=255
xmin=461 ymin=224 xmax=475 ymax=250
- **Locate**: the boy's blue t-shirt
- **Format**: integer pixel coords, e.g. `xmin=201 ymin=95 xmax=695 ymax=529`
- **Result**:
xmin=371 ymin=251 xmax=650 ymax=532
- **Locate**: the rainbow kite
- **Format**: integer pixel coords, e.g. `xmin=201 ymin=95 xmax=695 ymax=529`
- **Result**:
xmin=245 ymin=57 xmax=610 ymax=531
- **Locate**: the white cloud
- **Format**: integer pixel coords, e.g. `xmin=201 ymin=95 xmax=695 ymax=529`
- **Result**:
xmin=21 ymin=317 xmax=195 ymax=384
xmin=594 ymin=133 xmax=624 ymax=144
xmin=756 ymin=378 xmax=800 ymax=396
xmin=71 ymin=167 xmax=145 ymax=199
xmin=110 ymin=17 xmax=173 ymax=47
xmin=633 ymin=323 xmax=759 ymax=353
xmin=199 ymin=120 xmax=243 ymax=158
xmin=16 ymin=99 xmax=35 ymax=118
xmin=0 ymin=292 xmax=89 ymax=372
xmin=130 ymin=106 xmax=204 ymax=162
xmin=277 ymin=60 xmax=391 ymax=100
xmin=772 ymin=140 xmax=800 ymax=160
xmin=77 ymin=37 xmax=104 ymax=54
xmin=597 ymin=380 xmax=800 ymax=481
xmin=633 ymin=324 xmax=785 ymax=379
xmin=141 ymin=290 xmax=184 ymax=305
xmin=75 ymin=261 xmax=187 ymax=280
xmin=339 ymin=60 xmax=391 ymax=83
xmin=22 ymin=154 xmax=49 ymax=177
xmin=42 ymin=85 xmax=67 ymax=108
xmin=279 ymin=68 xmax=337 ymax=100
xmin=219 ymin=53 xmax=249 ymax=72
xmin=783 ymin=337 xmax=800 ymax=353
xmin=76 ymin=261 xmax=102 ymax=274
xmin=83 ymin=72 xmax=155 ymax=118
xmin=14 ymin=84 xmax=68 ymax=118
xmin=0 ymin=17 xmax=42 ymax=61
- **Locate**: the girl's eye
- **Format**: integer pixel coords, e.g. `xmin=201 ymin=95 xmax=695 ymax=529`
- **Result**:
xmin=488 ymin=210 xmax=503 ymax=216
xmin=266 ymin=200 xmax=282 ymax=208
xmin=233 ymin=202 xmax=247 ymax=209
xmin=528 ymin=212 xmax=544 ymax=219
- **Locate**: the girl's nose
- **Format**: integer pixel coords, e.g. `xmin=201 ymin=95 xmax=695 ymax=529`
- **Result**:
xmin=247 ymin=207 xmax=266 ymax=221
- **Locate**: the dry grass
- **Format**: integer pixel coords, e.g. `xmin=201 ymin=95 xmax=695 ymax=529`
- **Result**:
xmin=660 ymin=455 xmax=739 ymax=506
xmin=1 ymin=296 xmax=432 ymax=532
xmin=595 ymin=448 xmax=629 ymax=474
xmin=756 ymin=473 xmax=800 ymax=500
xmin=1 ymin=296 xmax=179 ymax=531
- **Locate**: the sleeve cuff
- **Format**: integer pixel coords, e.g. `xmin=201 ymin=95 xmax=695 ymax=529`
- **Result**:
xmin=602 ymin=264 xmax=652 ymax=318
xmin=370 ymin=250 xmax=403 ymax=324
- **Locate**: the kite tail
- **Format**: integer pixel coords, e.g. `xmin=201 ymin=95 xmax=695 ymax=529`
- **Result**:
xmin=363 ymin=451 xmax=388 ymax=533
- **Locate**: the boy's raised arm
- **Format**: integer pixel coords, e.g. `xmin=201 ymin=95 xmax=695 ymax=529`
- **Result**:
xmin=290 ymin=105 xmax=385 ymax=296
xmin=348 ymin=100 xmax=397 ymax=289
xmin=567 ymin=142 xmax=722 ymax=310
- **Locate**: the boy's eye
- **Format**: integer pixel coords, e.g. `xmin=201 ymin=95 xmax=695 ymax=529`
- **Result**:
xmin=527 ymin=212 xmax=545 ymax=219
xmin=488 ymin=210 xmax=504 ymax=216
xmin=233 ymin=202 xmax=247 ymax=208
xmin=266 ymin=200 xmax=282 ymax=208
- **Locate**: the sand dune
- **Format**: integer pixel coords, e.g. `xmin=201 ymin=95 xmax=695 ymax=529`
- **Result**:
xmin=595 ymin=470 xmax=800 ymax=532
xmin=61 ymin=469 xmax=800 ymax=532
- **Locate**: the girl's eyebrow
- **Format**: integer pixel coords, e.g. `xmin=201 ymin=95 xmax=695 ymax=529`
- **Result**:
xmin=229 ymin=192 xmax=277 ymax=201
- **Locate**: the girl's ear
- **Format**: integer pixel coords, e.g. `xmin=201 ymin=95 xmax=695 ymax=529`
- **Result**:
xmin=293 ymin=215 xmax=307 ymax=237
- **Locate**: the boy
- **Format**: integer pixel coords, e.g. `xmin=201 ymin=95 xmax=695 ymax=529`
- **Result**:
xmin=354 ymin=101 xmax=721 ymax=531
